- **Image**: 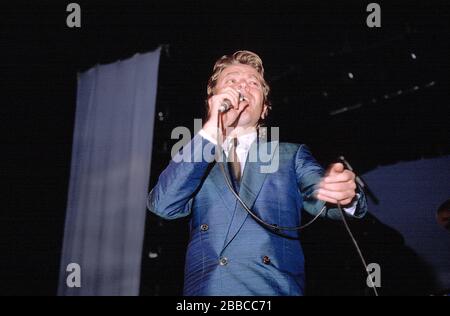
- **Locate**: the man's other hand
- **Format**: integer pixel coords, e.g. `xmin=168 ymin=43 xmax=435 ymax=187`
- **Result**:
xmin=316 ymin=163 xmax=357 ymax=206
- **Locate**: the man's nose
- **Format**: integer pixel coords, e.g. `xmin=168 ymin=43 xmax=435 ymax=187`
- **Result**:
xmin=236 ymin=80 xmax=248 ymax=90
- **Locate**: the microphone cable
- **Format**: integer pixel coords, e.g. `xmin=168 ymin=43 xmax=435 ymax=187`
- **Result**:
xmin=214 ymin=110 xmax=379 ymax=296
xmin=337 ymin=202 xmax=379 ymax=296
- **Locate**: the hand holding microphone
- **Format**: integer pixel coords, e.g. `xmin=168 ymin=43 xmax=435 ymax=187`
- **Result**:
xmin=204 ymin=87 xmax=249 ymax=136
xmin=317 ymin=163 xmax=357 ymax=206
xmin=218 ymin=99 xmax=232 ymax=113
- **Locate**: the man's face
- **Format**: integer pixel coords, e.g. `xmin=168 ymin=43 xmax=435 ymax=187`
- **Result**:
xmin=215 ymin=63 xmax=267 ymax=128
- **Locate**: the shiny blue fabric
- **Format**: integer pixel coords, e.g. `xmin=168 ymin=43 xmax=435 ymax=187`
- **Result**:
xmin=148 ymin=134 xmax=367 ymax=296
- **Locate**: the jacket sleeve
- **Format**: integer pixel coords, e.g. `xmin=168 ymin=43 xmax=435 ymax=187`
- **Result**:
xmin=147 ymin=134 xmax=216 ymax=220
xmin=294 ymin=144 xmax=367 ymax=220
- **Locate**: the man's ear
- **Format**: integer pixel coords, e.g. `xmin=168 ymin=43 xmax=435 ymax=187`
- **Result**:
xmin=260 ymin=105 xmax=268 ymax=119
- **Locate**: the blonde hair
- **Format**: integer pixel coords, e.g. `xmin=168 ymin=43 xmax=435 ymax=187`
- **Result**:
xmin=205 ymin=50 xmax=271 ymax=122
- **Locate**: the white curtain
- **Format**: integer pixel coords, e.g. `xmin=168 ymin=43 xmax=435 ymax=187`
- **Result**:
xmin=58 ymin=48 xmax=161 ymax=295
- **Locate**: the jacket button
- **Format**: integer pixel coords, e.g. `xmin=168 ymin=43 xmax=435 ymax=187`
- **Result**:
xmin=200 ymin=224 xmax=209 ymax=232
xmin=219 ymin=257 xmax=228 ymax=266
xmin=262 ymin=256 xmax=271 ymax=265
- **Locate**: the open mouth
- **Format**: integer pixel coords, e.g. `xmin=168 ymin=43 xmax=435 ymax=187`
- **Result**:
xmin=239 ymin=100 xmax=250 ymax=109
xmin=238 ymin=95 xmax=249 ymax=105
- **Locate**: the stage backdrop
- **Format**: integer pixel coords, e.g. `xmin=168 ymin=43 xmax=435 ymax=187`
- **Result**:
xmin=363 ymin=155 xmax=450 ymax=293
xmin=58 ymin=48 xmax=160 ymax=295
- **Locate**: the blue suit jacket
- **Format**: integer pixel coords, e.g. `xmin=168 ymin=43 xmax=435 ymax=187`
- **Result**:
xmin=148 ymin=134 xmax=367 ymax=296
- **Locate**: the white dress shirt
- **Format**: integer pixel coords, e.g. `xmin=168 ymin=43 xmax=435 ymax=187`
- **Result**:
xmin=198 ymin=129 xmax=357 ymax=215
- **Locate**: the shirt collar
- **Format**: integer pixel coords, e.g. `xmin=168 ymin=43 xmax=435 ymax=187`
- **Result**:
xmin=223 ymin=131 xmax=258 ymax=152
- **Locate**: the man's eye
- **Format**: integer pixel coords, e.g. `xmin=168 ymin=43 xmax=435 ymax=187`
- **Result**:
xmin=226 ymin=79 xmax=236 ymax=84
xmin=250 ymin=81 xmax=260 ymax=87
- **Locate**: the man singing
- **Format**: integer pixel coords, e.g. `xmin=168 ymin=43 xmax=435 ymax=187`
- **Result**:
xmin=147 ymin=50 xmax=368 ymax=295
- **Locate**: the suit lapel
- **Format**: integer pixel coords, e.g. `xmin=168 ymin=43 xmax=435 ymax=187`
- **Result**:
xmin=221 ymin=139 xmax=279 ymax=252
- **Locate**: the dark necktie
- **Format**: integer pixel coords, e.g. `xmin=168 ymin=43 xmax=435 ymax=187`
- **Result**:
xmin=228 ymin=137 xmax=241 ymax=182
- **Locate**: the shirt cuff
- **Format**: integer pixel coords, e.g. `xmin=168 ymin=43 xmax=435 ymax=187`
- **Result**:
xmin=198 ymin=129 xmax=218 ymax=145
xmin=342 ymin=193 xmax=360 ymax=215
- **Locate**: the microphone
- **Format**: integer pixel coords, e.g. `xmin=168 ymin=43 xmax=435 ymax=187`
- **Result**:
xmin=218 ymin=93 xmax=246 ymax=113
xmin=218 ymin=99 xmax=232 ymax=112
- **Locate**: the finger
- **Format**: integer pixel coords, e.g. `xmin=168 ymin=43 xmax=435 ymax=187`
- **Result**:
xmin=327 ymin=162 xmax=344 ymax=176
xmin=324 ymin=170 xmax=355 ymax=183
xmin=222 ymin=86 xmax=240 ymax=97
xmin=316 ymin=193 xmax=354 ymax=206
xmin=317 ymin=188 xmax=355 ymax=202
xmin=222 ymin=91 xmax=239 ymax=109
xmin=316 ymin=193 xmax=337 ymax=204
xmin=319 ymin=180 xmax=356 ymax=192
xmin=221 ymin=88 xmax=240 ymax=107
xmin=210 ymin=91 xmax=239 ymax=112
xmin=339 ymin=198 xmax=354 ymax=206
